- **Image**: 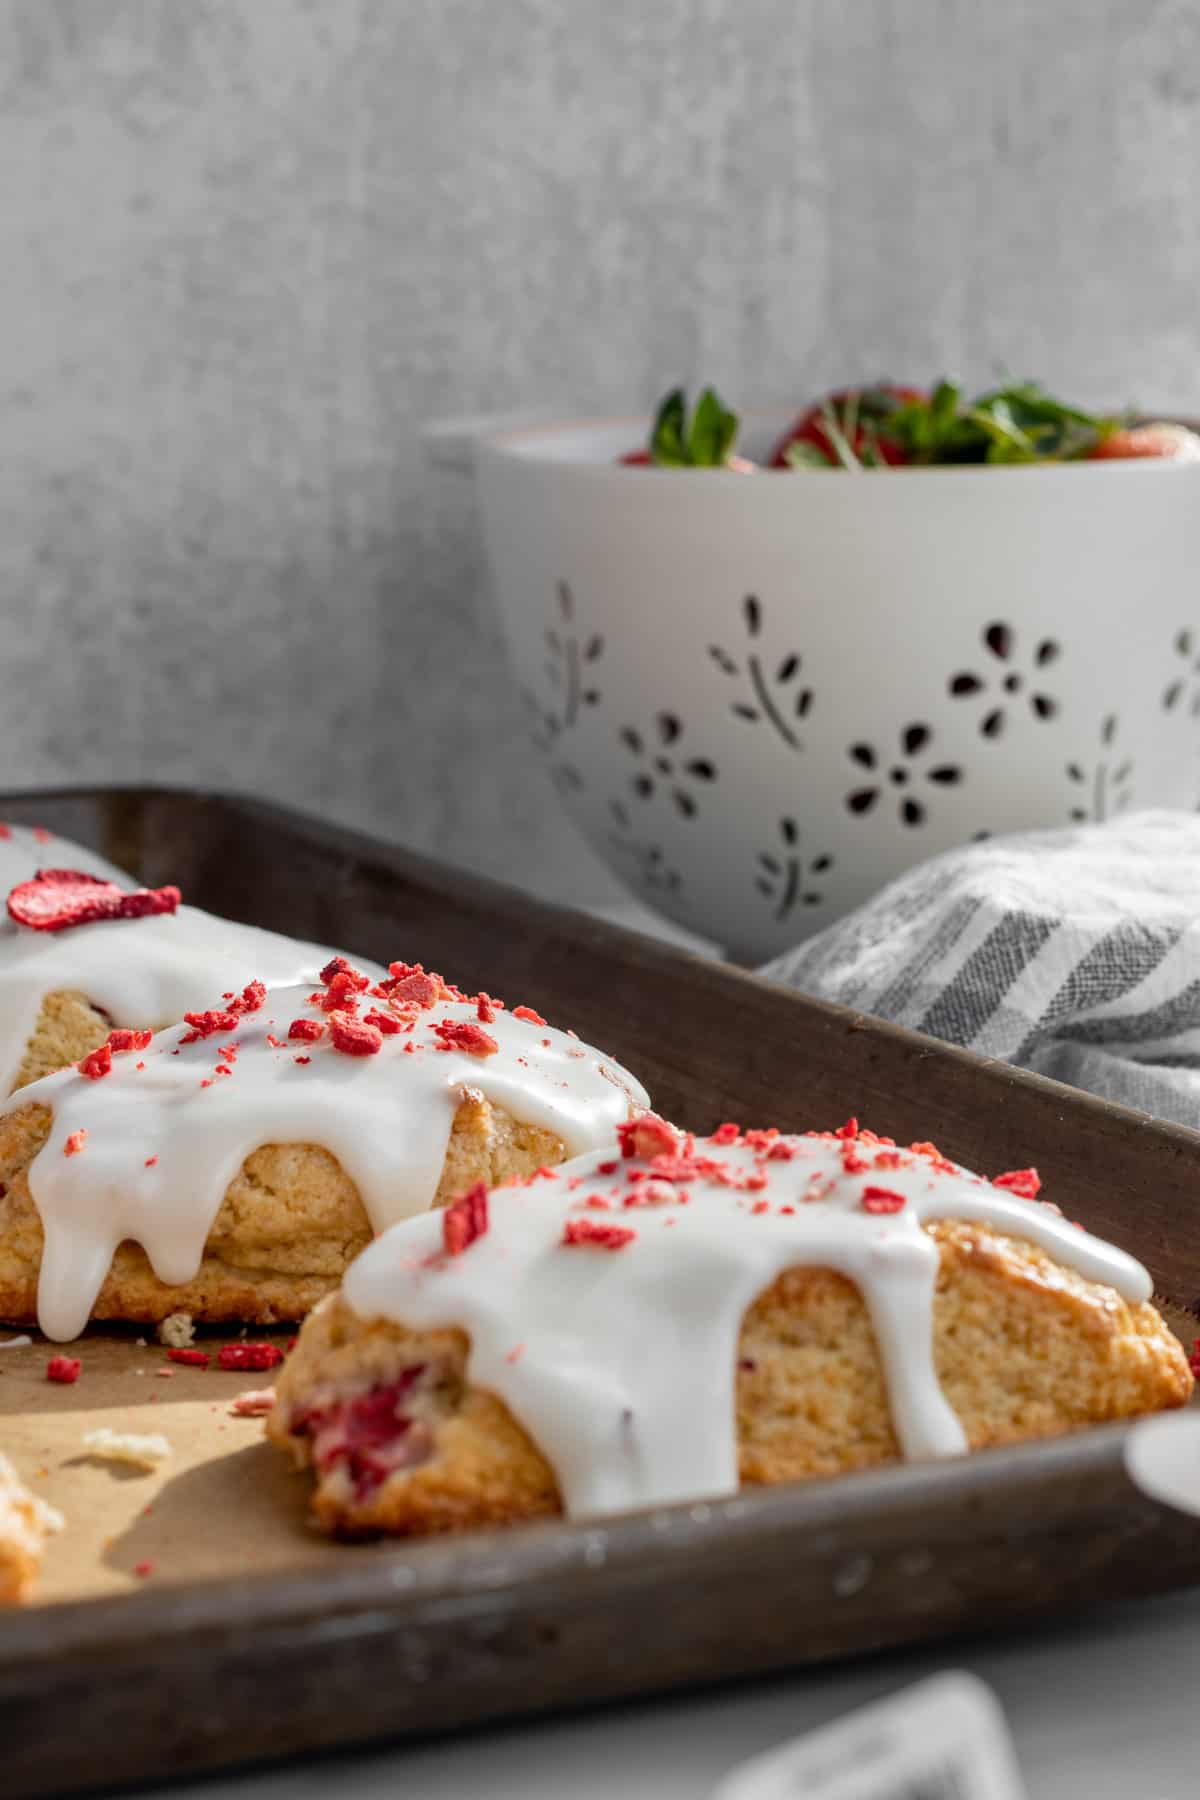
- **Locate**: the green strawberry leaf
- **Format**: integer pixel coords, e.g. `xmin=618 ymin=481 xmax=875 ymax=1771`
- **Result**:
xmin=647 ymin=386 xmax=740 ymax=466
xmin=650 ymin=389 xmax=689 ymax=466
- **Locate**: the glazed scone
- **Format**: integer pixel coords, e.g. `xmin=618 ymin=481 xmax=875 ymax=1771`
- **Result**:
xmin=0 ymin=841 xmax=387 ymax=1093
xmin=0 ymin=961 xmax=648 ymax=1338
xmin=0 ymin=1452 xmax=62 ymax=1605
xmin=268 ymin=1120 xmax=1191 ymax=1536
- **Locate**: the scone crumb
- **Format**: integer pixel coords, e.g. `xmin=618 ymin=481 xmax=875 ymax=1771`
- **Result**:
xmin=157 ymin=1311 xmax=196 ymax=1349
xmin=83 ymin=1427 xmax=171 ymax=1468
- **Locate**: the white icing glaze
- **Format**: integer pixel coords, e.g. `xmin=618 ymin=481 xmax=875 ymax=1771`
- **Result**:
xmin=0 ymin=906 xmax=387 ymax=1096
xmin=341 ymin=1130 xmax=1153 ymax=1519
xmin=0 ymin=821 xmax=128 ymax=892
xmin=0 ymin=823 xmax=385 ymax=1094
xmin=3 ymin=986 xmax=648 ymax=1341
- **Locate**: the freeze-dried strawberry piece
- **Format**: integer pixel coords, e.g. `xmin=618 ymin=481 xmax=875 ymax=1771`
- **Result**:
xmin=362 ymin=1008 xmax=403 ymax=1035
xmin=432 ymin=1019 xmax=498 ymax=1056
xmin=167 ymin=1348 xmax=210 ymax=1367
xmin=443 ymin=1182 xmax=489 ymax=1255
xmin=512 ymin=1004 xmax=546 ymax=1025
xmin=180 ymin=1009 xmax=239 ymax=1043
xmin=64 ymin=1129 xmax=87 ymax=1156
xmin=329 ymin=1012 xmax=384 ymax=1057
xmin=229 ymin=979 xmax=267 ymax=1014
xmin=319 ymin=956 xmax=369 ymax=990
xmin=317 ymin=970 xmax=367 ymax=1013
xmin=993 ymin=1168 xmax=1041 ymax=1200
xmin=616 ymin=1113 xmax=680 ymax=1162
xmin=217 ymin=1343 xmax=283 ymax=1372
xmin=562 ymin=1219 xmax=636 ymax=1250
xmin=709 ymin=1122 xmax=741 ymax=1146
xmin=7 ymin=868 xmax=181 ymax=932
xmin=287 ymin=1017 xmax=324 ymax=1042
xmin=47 ymin=1355 xmax=81 ymax=1383
xmin=78 ymin=1044 xmax=113 ymax=1080
xmin=106 ymin=1027 xmax=153 ymax=1055
xmin=387 ymin=970 xmax=441 ymax=1007
xmin=229 ymin=1387 xmax=276 ymax=1417
xmin=860 ymin=1186 xmax=906 ymax=1214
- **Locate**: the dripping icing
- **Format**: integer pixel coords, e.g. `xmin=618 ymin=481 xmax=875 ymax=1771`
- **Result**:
xmin=340 ymin=1132 xmax=1154 ymax=1520
xmin=0 ymin=827 xmax=385 ymax=1095
xmin=2 ymin=985 xmax=648 ymax=1341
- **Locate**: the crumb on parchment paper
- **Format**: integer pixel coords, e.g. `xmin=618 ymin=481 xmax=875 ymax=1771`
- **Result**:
xmin=82 ymin=1427 xmax=171 ymax=1469
xmin=157 ymin=1312 xmax=195 ymax=1348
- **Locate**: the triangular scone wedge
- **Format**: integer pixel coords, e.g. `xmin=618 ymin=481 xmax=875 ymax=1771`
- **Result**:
xmin=268 ymin=1121 xmax=1191 ymax=1538
xmin=0 ymin=1452 xmax=62 ymax=1605
xmin=0 ymin=964 xmax=648 ymax=1337
xmin=0 ymin=829 xmax=385 ymax=1092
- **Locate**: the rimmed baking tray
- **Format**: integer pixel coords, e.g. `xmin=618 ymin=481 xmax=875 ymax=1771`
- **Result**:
xmin=3 ymin=785 xmax=1200 ymax=1797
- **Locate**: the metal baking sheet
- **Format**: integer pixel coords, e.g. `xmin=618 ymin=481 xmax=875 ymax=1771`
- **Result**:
xmin=3 ymin=785 xmax=1200 ymax=1798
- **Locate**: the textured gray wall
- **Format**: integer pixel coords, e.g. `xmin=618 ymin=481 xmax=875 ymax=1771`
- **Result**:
xmin=4 ymin=0 xmax=1199 ymax=905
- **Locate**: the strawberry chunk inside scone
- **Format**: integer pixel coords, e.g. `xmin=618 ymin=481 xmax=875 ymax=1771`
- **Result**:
xmin=269 ymin=1120 xmax=1190 ymax=1539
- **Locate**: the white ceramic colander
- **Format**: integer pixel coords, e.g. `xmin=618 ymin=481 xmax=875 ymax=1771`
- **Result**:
xmin=470 ymin=412 xmax=1200 ymax=961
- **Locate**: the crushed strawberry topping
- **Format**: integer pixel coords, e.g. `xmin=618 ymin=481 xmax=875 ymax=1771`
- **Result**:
xmin=362 ymin=1008 xmax=403 ymax=1035
xmin=6 ymin=868 xmax=181 ymax=933
xmin=167 ymin=1348 xmax=210 ymax=1367
xmin=432 ymin=1019 xmax=498 ymax=1057
xmin=616 ymin=1113 xmax=680 ymax=1161
xmin=287 ymin=1017 xmax=324 ymax=1042
xmin=106 ymin=1027 xmax=153 ymax=1055
xmin=217 ymin=1343 xmax=283 ymax=1372
xmin=1190 ymin=1338 xmax=1200 ymax=1380
xmin=710 ymin=1122 xmax=741 ymax=1146
xmin=319 ymin=956 xmax=369 ymax=989
xmin=229 ymin=979 xmax=267 ymax=1014
xmin=328 ymin=1012 xmax=384 ymax=1057
xmin=46 ymin=1356 xmax=81 ymax=1383
xmin=443 ymin=1182 xmax=489 ymax=1255
xmin=512 ymin=1004 xmax=547 ymax=1025
xmin=563 ymin=1219 xmax=636 ymax=1249
xmin=78 ymin=1044 xmax=113 ymax=1080
xmin=179 ymin=1009 xmax=240 ymax=1043
xmin=63 ymin=1129 xmax=87 ymax=1156
xmin=861 ymin=1186 xmax=907 ymax=1214
xmin=993 ymin=1168 xmax=1042 ymax=1199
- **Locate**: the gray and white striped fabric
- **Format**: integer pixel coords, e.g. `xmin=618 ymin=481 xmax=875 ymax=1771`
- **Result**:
xmin=762 ymin=811 xmax=1200 ymax=1130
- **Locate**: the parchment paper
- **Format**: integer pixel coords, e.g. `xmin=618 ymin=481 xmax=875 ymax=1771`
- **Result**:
xmin=0 ymin=1328 xmax=367 ymax=1606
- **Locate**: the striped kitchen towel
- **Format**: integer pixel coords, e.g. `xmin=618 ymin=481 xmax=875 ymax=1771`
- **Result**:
xmin=761 ymin=811 xmax=1200 ymax=1130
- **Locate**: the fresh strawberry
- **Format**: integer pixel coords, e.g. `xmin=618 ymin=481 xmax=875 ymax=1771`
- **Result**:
xmin=770 ymin=384 xmax=925 ymax=469
xmin=619 ymin=387 xmax=752 ymax=469
xmin=1088 ymin=422 xmax=1200 ymax=462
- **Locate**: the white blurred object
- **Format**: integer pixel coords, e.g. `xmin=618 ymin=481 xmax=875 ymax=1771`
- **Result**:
xmin=713 ymin=1671 xmax=1027 ymax=1800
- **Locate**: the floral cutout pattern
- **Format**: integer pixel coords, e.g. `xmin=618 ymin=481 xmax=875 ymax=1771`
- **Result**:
xmin=845 ymin=725 xmax=962 ymax=827
xmin=618 ymin=713 xmax=717 ymax=819
xmin=949 ymin=622 xmax=1061 ymax=738
xmin=754 ymin=817 xmax=833 ymax=921
xmin=709 ymin=595 xmax=813 ymax=750
xmin=607 ymin=801 xmax=683 ymax=896
xmin=1162 ymin=628 xmax=1200 ymax=718
xmin=543 ymin=580 xmax=604 ymax=731
xmin=1066 ymin=714 xmax=1134 ymax=822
